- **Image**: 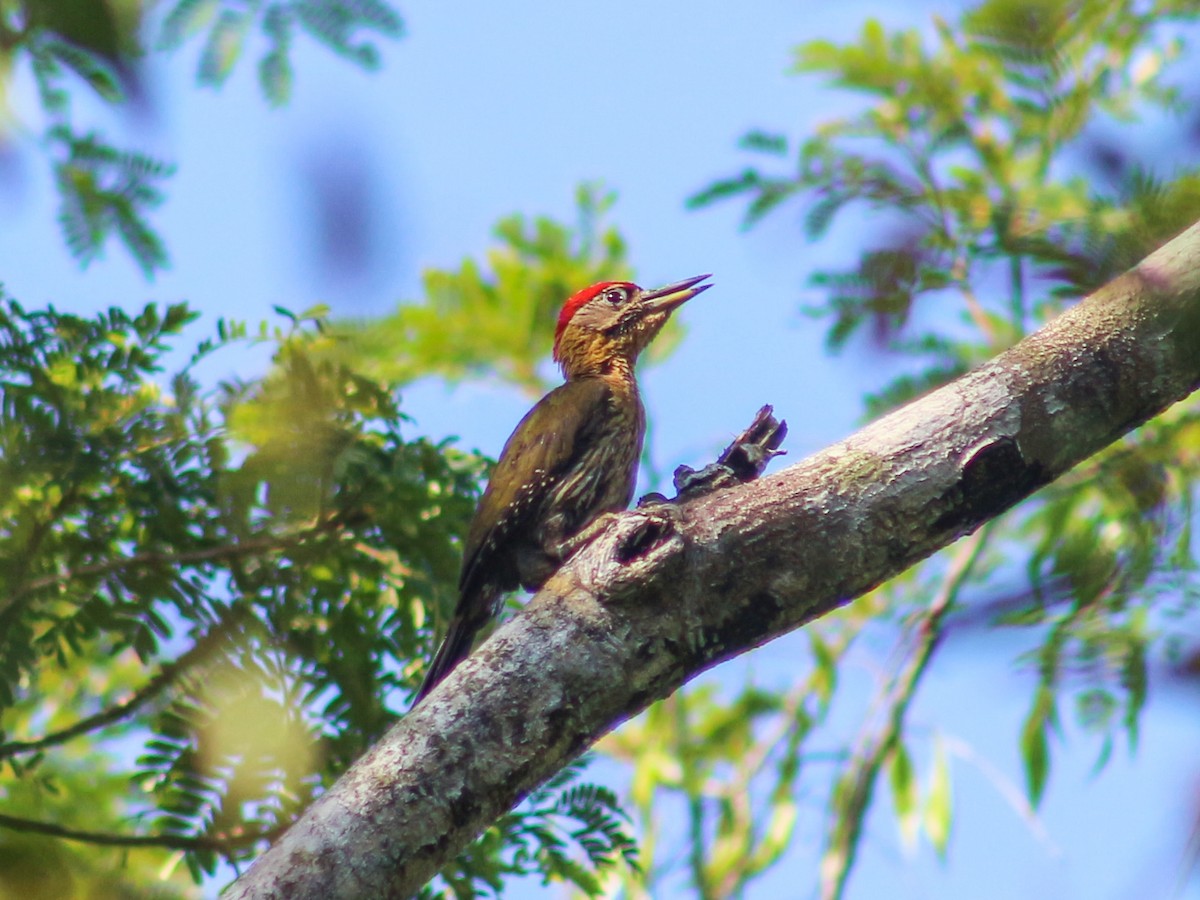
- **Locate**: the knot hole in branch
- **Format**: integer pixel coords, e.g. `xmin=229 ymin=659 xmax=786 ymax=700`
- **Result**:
xmin=615 ymin=511 xmax=675 ymax=564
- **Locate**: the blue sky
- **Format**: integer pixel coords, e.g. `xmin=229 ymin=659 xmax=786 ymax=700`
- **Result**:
xmin=1 ymin=1 xmax=1198 ymax=898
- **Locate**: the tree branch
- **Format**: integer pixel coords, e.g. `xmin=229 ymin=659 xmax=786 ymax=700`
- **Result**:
xmin=0 ymin=810 xmax=278 ymax=854
xmin=4 ymin=517 xmax=347 ymax=608
xmin=228 ymin=219 xmax=1200 ymax=899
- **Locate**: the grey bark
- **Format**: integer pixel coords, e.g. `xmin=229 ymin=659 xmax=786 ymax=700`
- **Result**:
xmin=227 ymin=219 xmax=1200 ymax=899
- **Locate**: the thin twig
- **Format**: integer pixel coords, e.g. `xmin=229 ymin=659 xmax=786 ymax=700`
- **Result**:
xmin=5 ymin=517 xmax=347 ymax=605
xmin=958 ymin=281 xmax=997 ymax=346
xmin=674 ymin=693 xmax=715 ymax=900
xmin=937 ymin=735 xmax=1060 ymax=856
xmin=819 ymin=525 xmax=991 ymax=900
xmin=0 ymin=810 xmax=282 ymax=854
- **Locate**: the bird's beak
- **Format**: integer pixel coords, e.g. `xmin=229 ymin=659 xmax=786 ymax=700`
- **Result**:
xmin=640 ymin=273 xmax=713 ymax=313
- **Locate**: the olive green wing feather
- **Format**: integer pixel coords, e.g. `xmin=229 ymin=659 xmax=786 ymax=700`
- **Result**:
xmin=459 ymin=378 xmax=612 ymax=593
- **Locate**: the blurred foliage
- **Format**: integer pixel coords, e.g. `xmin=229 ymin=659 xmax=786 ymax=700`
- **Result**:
xmin=157 ymin=0 xmax=403 ymax=106
xmin=2 ymin=3 xmax=642 ymax=894
xmin=426 ymin=757 xmax=638 ymax=899
xmin=693 ymin=0 xmax=1200 ymax=366
xmin=335 ymin=182 xmax=640 ymax=397
xmin=621 ymin=1 xmax=1200 ymax=898
xmin=11 ymin=2 xmax=172 ymax=277
xmin=0 ymin=295 xmax=635 ymax=895
xmin=0 ymin=0 xmax=403 ymax=275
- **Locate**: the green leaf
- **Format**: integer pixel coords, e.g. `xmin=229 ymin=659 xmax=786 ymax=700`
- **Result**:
xmin=42 ymin=38 xmax=124 ymax=103
xmin=1020 ymin=687 xmax=1055 ymax=808
xmin=887 ymin=743 xmax=919 ymax=851
xmin=1119 ymin=616 xmax=1148 ymax=752
xmin=198 ymin=9 xmax=249 ymax=86
xmin=738 ymin=130 xmax=789 ymax=155
xmin=923 ymin=739 xmax=952 ymax=858
xmin=159 ymin=0 xmax=221 ymax=50
xmin=686 ymin=170 xmax=762 ymax=210
xmin=50 ymin=128 xmax=173 ymax=275
xmin=809 ymin=630 xmax=839 ymax=703
xmin=260 ymin=6 xmax=295 ymax=106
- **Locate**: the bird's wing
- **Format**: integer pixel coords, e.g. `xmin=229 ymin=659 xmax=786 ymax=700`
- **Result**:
xmin=458 ymin=377 xmax=612 ymax=593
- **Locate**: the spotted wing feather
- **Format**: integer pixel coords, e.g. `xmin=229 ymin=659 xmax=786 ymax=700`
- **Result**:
xmin=414 ymin=378 xmax=623 ymax=704
xmin=459 ymin=377 xmax=616 ymax=597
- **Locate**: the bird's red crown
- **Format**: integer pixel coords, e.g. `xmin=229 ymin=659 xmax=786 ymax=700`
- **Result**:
xmin=554 ymin=281 xmax=634 ymax=351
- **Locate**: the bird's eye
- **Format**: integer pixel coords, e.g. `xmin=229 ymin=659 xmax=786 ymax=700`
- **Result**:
xmin=605 ymin=288 xmax=627 ymax=306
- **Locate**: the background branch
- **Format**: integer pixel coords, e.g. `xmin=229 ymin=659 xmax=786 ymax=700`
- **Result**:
xmin=0 ymin=605 xmax=252 ymax=759
xmin=0 ymin=810 xmax=278 ymax=854
xmin=819 ymin=525 xmax=988 ymax=900
xmin=4 ymin=517 xmax=347 ymax=608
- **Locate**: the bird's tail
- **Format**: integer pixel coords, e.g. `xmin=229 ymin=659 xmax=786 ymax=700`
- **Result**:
xmin=412 ymin=588 xmax=497 ymax=706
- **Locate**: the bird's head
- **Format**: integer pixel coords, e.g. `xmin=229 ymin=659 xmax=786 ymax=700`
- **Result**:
xmin=552 ymin=274 xmax=712 ymax=379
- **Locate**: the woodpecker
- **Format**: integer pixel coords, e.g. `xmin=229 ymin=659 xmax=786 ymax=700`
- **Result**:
xmin=414 ymin=273 xmax=712 ymax=703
